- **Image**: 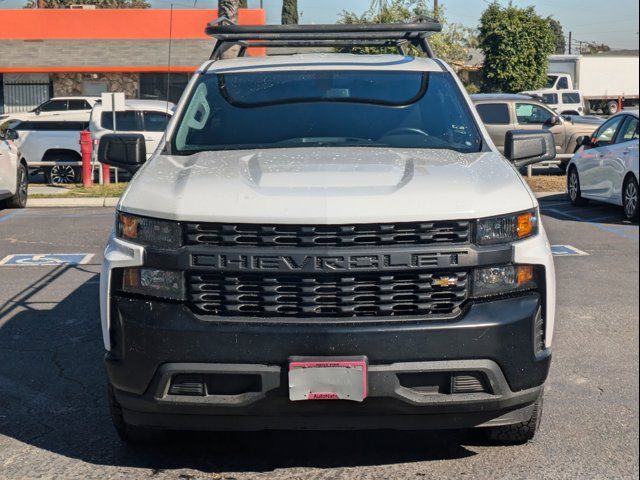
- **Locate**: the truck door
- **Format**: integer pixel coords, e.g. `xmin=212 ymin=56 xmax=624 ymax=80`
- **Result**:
xmin=514 ymin=102 xmax=566 ymax=154
xmin=474 ymin=102 xmax=511 ymax=152
xmin=581 ymin=115 xmax=626 ymax=198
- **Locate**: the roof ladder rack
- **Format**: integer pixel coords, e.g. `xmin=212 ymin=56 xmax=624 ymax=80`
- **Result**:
xmin=205 ymin=20 xmax=443 ymax=60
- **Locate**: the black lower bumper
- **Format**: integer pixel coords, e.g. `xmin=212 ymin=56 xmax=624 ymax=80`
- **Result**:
xmin=106 ymin=293 xmax=551 ymax=431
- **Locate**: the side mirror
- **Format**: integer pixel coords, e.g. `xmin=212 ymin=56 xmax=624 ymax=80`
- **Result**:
xmin=576 ymin=136 xmax=592 ymax=149
xmin=97 ymin=133 xmax=147 ymax=173
xmin=504 ymin=130 xmax=556 ymax=168
xmin=4 ymin=129 xmax=19 ymax=141
xmin=545 ymin=116 xmax=561 ymax=126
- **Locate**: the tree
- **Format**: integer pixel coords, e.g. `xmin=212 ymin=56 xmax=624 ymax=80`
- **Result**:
xmin=25 ymin=0 xmax=149 ymax=6
xmin=548 ymin=17 xmax=566 ymax=54
xmin=478 ymin=2 xmax=555 ymax=93
xmin=282 ymin=0 xmax=299 ymax=25
xmin=219 ymin=0 xmax=241 ymax=23
xmin=583 ymin=42 xmax=611 ymax=54
xmin=339 ymin=0 xmax=475 ymax=67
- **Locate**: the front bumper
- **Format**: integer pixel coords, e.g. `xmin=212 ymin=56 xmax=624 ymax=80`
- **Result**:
xmin=107 ymin=293 xmax=550 ymax=431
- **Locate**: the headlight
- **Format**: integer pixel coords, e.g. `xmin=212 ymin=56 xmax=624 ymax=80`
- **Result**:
xmin=116 ymin=212 xmax=182 ymax=248
xmin=476 ymin=209 xmax=538 ymax=245
xmin=473 ymin=265 xmax=538 ymax=298
xmin=120 ymin=267 xmax=186 ymax=301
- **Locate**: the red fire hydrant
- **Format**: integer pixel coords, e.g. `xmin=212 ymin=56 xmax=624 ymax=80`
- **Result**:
xmin=79 ymin=130 xmax=93 ymax=188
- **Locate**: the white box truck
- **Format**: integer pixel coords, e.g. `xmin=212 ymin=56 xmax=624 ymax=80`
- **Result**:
xmin=546 ymin=54 xmax=639 ymax=115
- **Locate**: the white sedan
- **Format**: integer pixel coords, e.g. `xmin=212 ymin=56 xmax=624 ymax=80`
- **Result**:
xmin=568 ymin=111 xmax=639 ymax=221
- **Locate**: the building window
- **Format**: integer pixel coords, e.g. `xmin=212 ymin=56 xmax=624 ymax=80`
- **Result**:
xmin=82 ymin=81 xmax=109 ymax=96
xmin=140 ymin=73 xmax=190 ymax=104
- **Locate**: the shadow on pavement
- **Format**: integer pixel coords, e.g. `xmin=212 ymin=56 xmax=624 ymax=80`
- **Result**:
xmin=0 ymin=267 xmax=482 ymax=475
xmin=539 ymin=195 xmax=637 ymax=227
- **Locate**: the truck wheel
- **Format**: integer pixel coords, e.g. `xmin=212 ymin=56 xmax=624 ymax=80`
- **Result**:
xmin=605 ymin=100 xmax=619 ymax=115
xmin=485 ymin=393 xmax=544 ymax=444
xmin=568 ymin=167 xmax=587 ymax=205
xmin=623 ymin=176 xmax=639 ymax=222
xmin=44 ymin=165 xmax=80 ymax=185
xmin=4 ymin=163 xmax=28 ymax=209
xmin=108 ymin=384 xmax=166 ymax=445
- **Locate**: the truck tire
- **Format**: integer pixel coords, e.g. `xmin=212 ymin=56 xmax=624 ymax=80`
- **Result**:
xmin=44 ymin=164 xmax=80 ymax=185
xmin=485 ymin=393 xmax=543 ymax=444
xmin=108 ymin=384 xmax=166 ymax=445
xmin=605 ymin=100 xmax=619 ymax=115
xmin=4 ymin=162 xmax=28 ymax=209
xmin=623 ymin=176 xmax=639 ymax=222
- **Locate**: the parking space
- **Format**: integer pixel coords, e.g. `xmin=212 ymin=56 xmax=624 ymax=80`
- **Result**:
xmin=0 ymin=206 xmax=637 ymax=479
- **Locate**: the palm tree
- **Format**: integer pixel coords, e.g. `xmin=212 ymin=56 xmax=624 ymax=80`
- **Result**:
xmin=282 ymin=0 xmax=299 ymax=24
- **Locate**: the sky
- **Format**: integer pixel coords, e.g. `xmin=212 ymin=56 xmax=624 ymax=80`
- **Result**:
xmin=1 ymin=0 xmax=639 ymax=50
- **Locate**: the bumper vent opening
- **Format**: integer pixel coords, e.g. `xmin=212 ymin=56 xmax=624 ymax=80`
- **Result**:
xmin=169 ymin=373 xmax=263 ymax=397
xmin=397 ymin=371 xmax=490 ymax=395
xmin=451 ymin=374 xmax=489 ymax=394
xmin=169 ymin=374 xmax=205 ymax=396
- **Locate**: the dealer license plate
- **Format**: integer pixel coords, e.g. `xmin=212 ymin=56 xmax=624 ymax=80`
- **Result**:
xmin=288 ymin=356 xmax=368 ymax=402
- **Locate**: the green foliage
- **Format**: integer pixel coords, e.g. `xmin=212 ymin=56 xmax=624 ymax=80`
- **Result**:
xmin=339 ymin=0 xmax=474 ymax=67
xmin=24 ymin=0 xmax=149 ymax=7
xmin=547 ymin=17 xmax=565 ymax=54
xmin=478 ymin=2 xmax=556 ymax=93
xmin=282 ymin=0 xmax=299 ymax=25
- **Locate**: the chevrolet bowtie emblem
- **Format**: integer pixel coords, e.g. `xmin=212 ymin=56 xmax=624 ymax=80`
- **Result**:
xmin=433 ymin=276 xmax=457 ymax=287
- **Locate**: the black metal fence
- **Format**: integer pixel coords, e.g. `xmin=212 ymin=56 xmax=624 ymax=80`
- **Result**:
xmin=1 ymin=81 xmax=52 ymax=114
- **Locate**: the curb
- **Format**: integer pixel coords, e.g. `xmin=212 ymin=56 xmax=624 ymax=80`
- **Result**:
xmin=28 ymin=197 xmax=119 ymax=208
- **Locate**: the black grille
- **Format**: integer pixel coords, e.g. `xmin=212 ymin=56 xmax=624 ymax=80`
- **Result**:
xmin=185 ymin=221 xmax=471 ymax=248
xmin=188 ymin=271 xmax=468 ymax=318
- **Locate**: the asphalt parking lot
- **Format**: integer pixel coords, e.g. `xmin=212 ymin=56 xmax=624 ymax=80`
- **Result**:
xmin=0 ymin=199 xmax=638 ymax=480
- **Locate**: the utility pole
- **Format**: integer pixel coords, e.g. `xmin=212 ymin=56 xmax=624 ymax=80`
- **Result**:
xmin=434 ymin=0 xmax=439 ymax=19
xmin=568 ymin=32 xmax=572 ymax=54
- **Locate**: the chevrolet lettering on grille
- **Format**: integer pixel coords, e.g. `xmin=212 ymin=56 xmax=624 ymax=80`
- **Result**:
xmin=192 ymin=252 xmax=464 ymax=272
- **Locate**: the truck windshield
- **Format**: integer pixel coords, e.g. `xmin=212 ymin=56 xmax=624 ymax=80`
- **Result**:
xmin=172 ymin=70 xmax=482 ymax=155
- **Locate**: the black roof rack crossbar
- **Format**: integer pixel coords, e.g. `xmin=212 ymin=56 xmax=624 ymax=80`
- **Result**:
xmin=206 ymin=21 xmax=442 ymax=60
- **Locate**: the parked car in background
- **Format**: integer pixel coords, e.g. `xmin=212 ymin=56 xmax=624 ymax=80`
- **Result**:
xmin=90 ymin=100 xmax=175 ymax=161
xmin=0 ymin=96 xmax=99 ymax=126
xmin=0 ymin=130 xmax=28 ymax=209
xmin=568 ymin=111 xmax=639 ymax=221
xmin=472 ymin=94 xmax=602 ymax=171
xmin=8 ymin=117 xmax=87 ymax=184
xmin=521 ymin=90 xmax=585 ymax=116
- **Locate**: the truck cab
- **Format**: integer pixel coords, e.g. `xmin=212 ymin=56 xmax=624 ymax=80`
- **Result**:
xmin=98 ymin=23 xmax=557 ymax=446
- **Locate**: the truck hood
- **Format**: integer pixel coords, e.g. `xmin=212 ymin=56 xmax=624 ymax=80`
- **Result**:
xmin=119 ymin=147 xmax=536 ymax=223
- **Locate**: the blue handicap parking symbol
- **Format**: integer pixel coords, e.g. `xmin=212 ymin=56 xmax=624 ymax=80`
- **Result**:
xmin=551 ymin=245 xmax=589 ymax=257
xmin=0 ymin=254 xmax=94 ymax=266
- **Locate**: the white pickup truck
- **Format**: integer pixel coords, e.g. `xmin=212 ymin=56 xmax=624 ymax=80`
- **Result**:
xmin=8 ymin=117 xmax=86 ymax=184
xmin=7 ymin=100 xmax=174 ymax=184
